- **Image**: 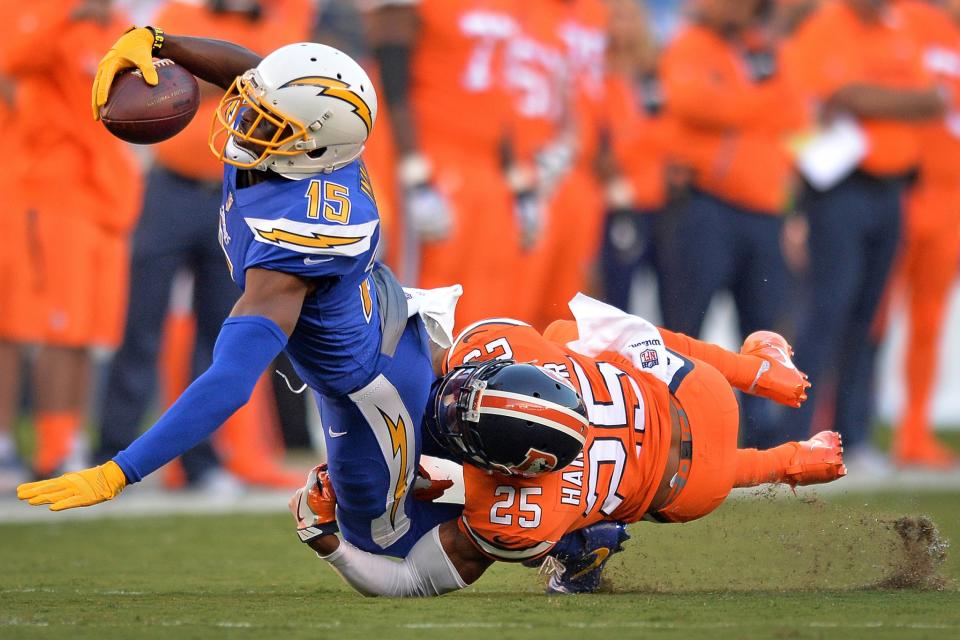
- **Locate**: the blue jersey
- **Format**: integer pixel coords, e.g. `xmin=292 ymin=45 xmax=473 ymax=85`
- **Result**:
xmin=218 ymin=160 xmax=384 ymax=396
xmin=115 ymin=158 xmax=460 ymax=554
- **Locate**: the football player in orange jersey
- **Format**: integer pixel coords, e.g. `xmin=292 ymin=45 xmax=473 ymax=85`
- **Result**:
xmin=1 ymin=0 xmax=144 ymax=479
xmin=291 ymin=295 xmax=846 ymax=596
xmin=361 ymin=0 xmax=524 ymax=326
xmin=508 ymin=0 xmax=612 ymax=328
xmin=0 ymin=68 xmax=35 ymax=488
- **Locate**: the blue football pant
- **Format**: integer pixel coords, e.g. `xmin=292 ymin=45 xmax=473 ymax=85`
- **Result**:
xmin=315 ymin=317 xmax=462 ymax=557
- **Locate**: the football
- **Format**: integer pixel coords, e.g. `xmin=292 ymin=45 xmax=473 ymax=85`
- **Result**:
xmin=99 ymin=59 xmax=200 ymax=145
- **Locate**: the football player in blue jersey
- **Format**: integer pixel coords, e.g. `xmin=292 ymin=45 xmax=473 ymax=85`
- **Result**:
xmin=17 ymin=28 xmax=462 ymax=556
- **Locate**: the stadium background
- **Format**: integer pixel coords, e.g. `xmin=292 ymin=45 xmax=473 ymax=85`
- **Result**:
xmin=1 ymin=0 xmax=960 ymax=637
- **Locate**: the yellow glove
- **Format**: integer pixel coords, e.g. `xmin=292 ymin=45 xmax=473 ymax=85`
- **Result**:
xmin=17 ymin=461 xmax=127 ymax=511
xmin=91 ymin=26 xmax=159 ymax=120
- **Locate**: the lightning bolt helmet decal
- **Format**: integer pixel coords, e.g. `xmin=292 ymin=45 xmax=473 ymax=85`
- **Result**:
xmin=281 ymin=76 xmax=373 ymax=134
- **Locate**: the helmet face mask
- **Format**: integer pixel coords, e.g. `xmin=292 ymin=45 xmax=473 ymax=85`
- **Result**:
xmin=208 ymin=43 xmax=378 ymax=178
xmin=430 ymin=361 xmax=508 ymax=469
xmin=428 ymin=360 xmax=589 ymax=477
xmin=211 ymin=73 xmax=307 ymax=170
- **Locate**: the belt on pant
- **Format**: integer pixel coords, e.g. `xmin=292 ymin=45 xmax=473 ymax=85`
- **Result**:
xmin=646 ymin=397 xmax=693 ymax=522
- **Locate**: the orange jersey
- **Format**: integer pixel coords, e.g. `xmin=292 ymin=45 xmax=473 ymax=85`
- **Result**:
xmin=151 ymin=0 xmax=315 ymax=182
xmin=659 ymin=24 xmax=806 ymax=213
xmin=782 ymin=0 xmax=930 ymax=176
xmin=1 ymin=1 xmax=142 ymax=233
xmin=0 ymin=90 xmax=18 ymax=214
xmin=409 ymin=0 xmax=519 ymax=157
xmin=508 ymin=0 xmax=608 ymax=165
xmin=442 ymin=319 xmax=676 ymax=562
xmin=899 ymin=0 xmax=960 ymax=185
xmin=557 ymin=0 xmax=608 ymax=168
xmin=506 ymin=1 xmax=567 ymax=163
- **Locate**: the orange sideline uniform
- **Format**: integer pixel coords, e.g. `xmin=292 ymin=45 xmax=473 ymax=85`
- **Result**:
xmin=0 ymin=68 xmax=42 ymax=343
xmin=891 ymin=0 xmax=960 ymax=462
xmin=1 ymin=1 xmax=143 ymax=348
xmin=511 ymin=0 xmax=610 ymax=328
xmin=781 ymin=0 xmax=930 ymax=177
xmin=659 ymin=24 xmax=806 ymax=215
xmin=441 ymin=318 xmax=742 ymax=561
xmin=357 ymin=66 xmax=402 ymax=274
xmin=399 ymin=0 xmax=522 ymax=326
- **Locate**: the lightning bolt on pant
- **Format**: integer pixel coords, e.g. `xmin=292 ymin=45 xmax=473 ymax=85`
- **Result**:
xmin=315 ymin=317 xmax=462 ymax=557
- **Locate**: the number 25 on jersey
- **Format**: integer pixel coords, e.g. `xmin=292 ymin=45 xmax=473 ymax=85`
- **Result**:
xmin=490 ymin=486 xmax=543 ymax=528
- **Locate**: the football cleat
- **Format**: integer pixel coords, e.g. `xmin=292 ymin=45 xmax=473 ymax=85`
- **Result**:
xmin=783 ymin=430 xmax=847 ymax=487
xmin=526 ymin=521 xmax=630 ymax=594
xmin=740 ymin=331 xmax=811 ymax=408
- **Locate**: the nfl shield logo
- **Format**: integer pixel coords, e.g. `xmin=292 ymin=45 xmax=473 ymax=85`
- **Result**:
xmin=639 ymin=348 xmax=659 ymax=369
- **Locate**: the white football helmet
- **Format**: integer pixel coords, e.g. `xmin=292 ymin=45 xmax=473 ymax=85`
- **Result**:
xmin=209 ymin=42 xmax=378 ymax=178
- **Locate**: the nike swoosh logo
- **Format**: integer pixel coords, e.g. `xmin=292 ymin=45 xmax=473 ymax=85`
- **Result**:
xmin=304 ymin=256 xmax=335 ymax=265
xmin=294 ymin=489 xmax=306 ymax=521
xmin=328 ymin=427 xmax=348 ymax=438
xmin=570 ymin=547 xmax=611 ymax=580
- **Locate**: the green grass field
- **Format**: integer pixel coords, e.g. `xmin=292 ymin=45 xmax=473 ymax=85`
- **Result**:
xmin=2 ymin=490 xmax=959 ymax=639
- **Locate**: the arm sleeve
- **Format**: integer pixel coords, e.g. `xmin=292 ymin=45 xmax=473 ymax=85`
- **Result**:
xmin=321 ymin=526 xmax=468 ymax=597
xmin=112 ymin=316 xmax=287 ymax=482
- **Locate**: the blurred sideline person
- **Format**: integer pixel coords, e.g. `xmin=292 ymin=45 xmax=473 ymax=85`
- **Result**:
xmin=310 ymin=1 xmax=407 ymax=277
xmin=0 ymin=0 xmax=143 ymax=479
xmin=780 ymin=0 xmax=946 ymax=468
xmin=885 ymin=0 xmax=960 ymax=470
xmin=361 ymin=0 xmax=523 ymax=327
xmin=94 ymin=0 xmax=313 ymax=491
xmin=19 ymin=30 xmax=464 ymax=557
xmin=657 ymin=0 xmax=807 ymax=449
xmin=597 ymin=0 xmax=670 ymax=313
xmin=288 ymin=296 xmax=842 ymax=597
xmin=510 ymin=0 xmax=611 ymax=329
xmin=0 ymin=66 xmax=37 ymax=488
